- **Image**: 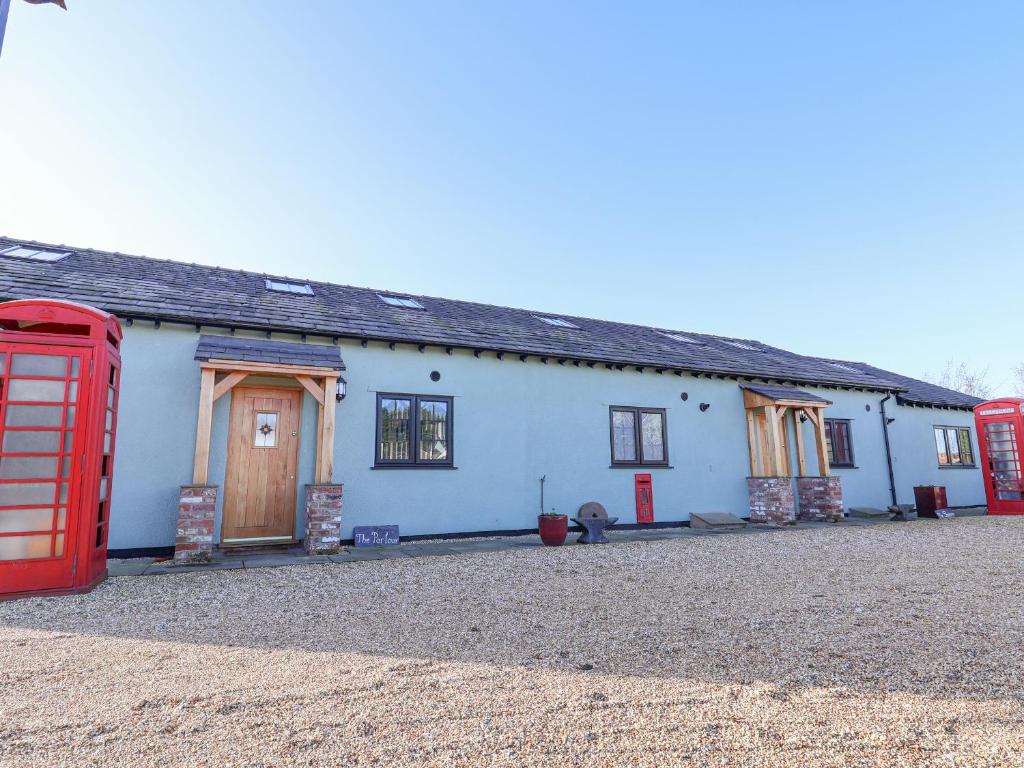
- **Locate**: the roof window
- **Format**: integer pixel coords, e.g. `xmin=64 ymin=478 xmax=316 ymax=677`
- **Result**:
xmin=722 ymin=340 xmax=760 ymax=351
xmin=827 ymin=361 xmax=859 ymax=373
xmin=0 ymin=245 xmax=70 ymax=262
xmin=533 ymin=315 xmax=578 ymax=329
xmin=266 ymin=279 xmax=314 ymax=295
xmin=378 ymin=294 xmax=424 ymax=309
xmin=658 ymin=331 xmax=702 ymax=344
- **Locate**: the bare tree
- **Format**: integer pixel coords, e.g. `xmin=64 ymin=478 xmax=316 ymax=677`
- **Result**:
xmin=925 ymin=360 xmax=992 ymax=398
xmin=1014 ymin=363 xmax=1024 ymax=397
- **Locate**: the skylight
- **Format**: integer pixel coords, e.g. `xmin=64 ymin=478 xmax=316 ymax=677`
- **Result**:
xmin=827 ymin=361 xmax=859 ymax=373
xmin=658 ymin=331 xmax=701 ymax=344
xmin=0 ymin=245 xmax=70 ymax=262
xmin=266 ymin=279 xmax=314 ymax=295
xmin=378 ymin=294 xmax=424 ymax=309
xmin=722 ymin=340 xmax=760 ymax=351
xmin=533 ymin=315 xmax=578 ymax=329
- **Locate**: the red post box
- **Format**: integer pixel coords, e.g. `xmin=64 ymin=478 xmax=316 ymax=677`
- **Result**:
xmin=974 ymin=398 xmax=1024 ymax=515
xmin=0 ymin=300 xmax=122 ymax=598
xmin=634 ymin=473 xmax=654 ymax=523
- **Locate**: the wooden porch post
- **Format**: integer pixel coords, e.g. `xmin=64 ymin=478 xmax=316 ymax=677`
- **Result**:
xmin=318 ymin=375 xmax=338 ymax=483
xmin=811 ymin=406 xmax=831 ymax=476
xmin=192 ymin=368 xmax=216 ymax=484
xmin=746 ymin=409 xmax=759 ymax=475
xmin=763 ymin=405 xmax=781 ymax=476
xmin=792 ymin=409 xmax=807 ymax=477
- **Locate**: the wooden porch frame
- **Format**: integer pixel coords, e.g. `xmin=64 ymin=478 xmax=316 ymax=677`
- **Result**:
xmin=192 ymin=359 xmax=340 ymax=485
xmin=743 ymin=388 xmax=831 ymax=477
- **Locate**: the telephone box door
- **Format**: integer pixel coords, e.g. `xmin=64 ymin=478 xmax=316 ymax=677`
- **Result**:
xmin=975 ymin=400 xmax=1024 ymax=516
xmin=0 ymin=344 xmax=91 ymax=593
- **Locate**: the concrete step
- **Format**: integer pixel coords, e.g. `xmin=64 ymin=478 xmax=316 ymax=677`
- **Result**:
xmin=690 ymin=512 xmax=749 ymax=529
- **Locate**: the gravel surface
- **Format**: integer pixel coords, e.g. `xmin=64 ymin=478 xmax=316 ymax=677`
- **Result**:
xmin=1 ymin=516 xmax=1022 ymax=767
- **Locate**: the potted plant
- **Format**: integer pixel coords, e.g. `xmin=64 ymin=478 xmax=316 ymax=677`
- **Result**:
xmin=538 ymin=511 xmax=568 ymax=546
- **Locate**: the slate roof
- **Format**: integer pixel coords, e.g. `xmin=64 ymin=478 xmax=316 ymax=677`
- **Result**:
xmin=194 ymin=335 xmax=345 ymax=370
xmin=817 ymin=359 xmax=985 ymax=410
xmin=0 ymin=236 xmax=979 ymax=408
xmin=740 ymin=384 xmax=831 ymax=404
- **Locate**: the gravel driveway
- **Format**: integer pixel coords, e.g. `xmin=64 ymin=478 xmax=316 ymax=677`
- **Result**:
xmin=1 ymin=517 xmax=1022 ymax=767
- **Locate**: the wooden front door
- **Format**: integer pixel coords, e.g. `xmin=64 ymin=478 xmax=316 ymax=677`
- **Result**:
xmin=222 ymin=386 xmax=301 ymax=544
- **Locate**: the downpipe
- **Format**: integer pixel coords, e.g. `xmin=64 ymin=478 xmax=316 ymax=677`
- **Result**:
xmin=880 ymin=394 xmax=898 ymax=507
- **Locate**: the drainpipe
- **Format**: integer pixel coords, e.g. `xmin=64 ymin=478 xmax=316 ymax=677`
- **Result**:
xmin=880 ymin=394 xmax=897 ymax=506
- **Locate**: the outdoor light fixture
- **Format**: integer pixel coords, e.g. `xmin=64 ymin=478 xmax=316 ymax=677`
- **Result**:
xmin=886 ymin=417 xmax=896 ymax=425
xmin=699 ymin=402 xmax=710 ymax=412
xmin=336 ymin=377 xmax=347 ymax=402
xmin=799 ymin=413 xmax=808 ymax=423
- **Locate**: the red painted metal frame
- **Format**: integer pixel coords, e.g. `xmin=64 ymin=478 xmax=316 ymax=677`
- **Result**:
xmin=974 ymin=398 xmax=1024 ymax=516
xmin=0 ymin=300 xmax=122 ymax=597
xmin=634 ymin=473 xmax=654 ymax=523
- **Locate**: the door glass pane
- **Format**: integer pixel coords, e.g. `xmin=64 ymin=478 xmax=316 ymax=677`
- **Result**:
xmin=0 ymin=482 xmax=56 ymax=505
xmin=946 ymin=428 xmax=961 ymax=464
xmin=5 ymin=405 xmax=64 ymax=428
xmin=54 ymin=533 xmax=64 ymax=556
xmin=378 ymin=398 xmax=412 ymax=461
xmin=934 ymin=428 xmax=948 ymax=464
xmin=10 ymin=354 xmax=67 ymax=377
xmin=0 ymin=534 xmax=52 ymax=561
xmin=640 ymin=412 xmax=665 ymax=462
xmin=65 ymin=406 xmax=76 ymax=427
xmin=6 ymin=378 xmax=67 ymax=403
xmin=253 ymin=412 xmax=278 ymax=448
xmin=611 ymin=410 xmax=637 ymax=462
xmin=0 ymin=455 xmax=59 ymax=480
xmin=56 ymin=508 xmax=66 ymax=529
xmin=70 ymin=357 xmax=80 ymax=377
xmin=418 ymin=400 xmax=449 ymax=461
xmin=2 ymin=429 xmax=61 ymax=454
xmin=0 ymin=352 xmax=5 ymax=374
xmin=0 ymin=508 xmax=54 ymax=533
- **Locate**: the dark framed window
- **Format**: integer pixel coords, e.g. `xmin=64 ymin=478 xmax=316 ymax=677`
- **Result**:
xmin=375 ymin=393 xmax=453 ymax=467
xmin=824 ymin=419 xmax=854 ymax=467
xmin=609 ymin=406 xmax=668 ymax=466
xmin=934 ymin=426 xmax=975 ymax=467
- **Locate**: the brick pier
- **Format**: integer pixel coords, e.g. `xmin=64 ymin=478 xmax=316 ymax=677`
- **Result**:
xmin=304 ymin=484 xmax=344 ymax=554
xmin=796 ymin=476 xmax=844 ymax=522
xmin=175 ymin=485 xmax=218 ymax=564
xmin=747 ymin=477 xmax=796 ymax=523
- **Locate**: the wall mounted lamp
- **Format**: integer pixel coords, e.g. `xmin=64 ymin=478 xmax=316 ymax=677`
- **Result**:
xmin=336 ymin=377 xmax=348 ymax=402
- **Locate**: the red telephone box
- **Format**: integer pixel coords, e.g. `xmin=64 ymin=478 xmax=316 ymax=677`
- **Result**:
xmin=0 ymin=299 xmax=122 ymax=598
xmin=634 ymin=473 xmax=654 ymax=523
xmin=974 ymin=398 xmax=1024 ymax=516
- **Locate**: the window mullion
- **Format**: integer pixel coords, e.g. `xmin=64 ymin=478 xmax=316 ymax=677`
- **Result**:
xmin=410 ymin=396 xmax=420 ymax=464
xmin=634 ymin=408 xmax=643 ymax=464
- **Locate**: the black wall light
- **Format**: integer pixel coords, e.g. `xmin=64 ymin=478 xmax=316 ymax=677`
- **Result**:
xmin=799 ymin=412 xmax=808 ymax=423
xmin=699 ymin=402 xmax=710 ymax=412
xmin=680 ymin=392 xmax=689 ymax=401
xmin=430 ymin=370 xmax=441 ymax=382
xmin=335 ymin=377 xmax=348 ymax=401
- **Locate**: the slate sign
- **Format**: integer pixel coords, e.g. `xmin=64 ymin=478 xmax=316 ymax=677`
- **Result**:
xmin=353 ymin=525 xmax=400 ymax=547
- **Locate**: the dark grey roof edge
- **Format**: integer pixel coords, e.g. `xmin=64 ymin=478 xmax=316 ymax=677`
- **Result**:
xmin=739 ymin=384 xmax=832 ymax=404
xmin=194 ymin=335 xmax=345 ymax=371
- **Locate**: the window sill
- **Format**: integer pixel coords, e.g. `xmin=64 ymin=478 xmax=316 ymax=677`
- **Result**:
xmin=371 ymin=464 xmax=458 ymax=470
xmin=831 ymin=464 xmax=858 ymax=469
xmin=937 ymin=464 xmax=977 ymax=469
xmin=609 ymin=464 xmax=673 ymax=469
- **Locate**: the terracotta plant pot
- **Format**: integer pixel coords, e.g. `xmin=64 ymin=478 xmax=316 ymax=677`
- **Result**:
xmin=538 ymin=514 xmax=568 ymax=546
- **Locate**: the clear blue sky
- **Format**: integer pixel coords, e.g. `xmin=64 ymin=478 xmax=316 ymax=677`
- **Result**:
xmin=1 ymin=2 xmax=1021 ymax=389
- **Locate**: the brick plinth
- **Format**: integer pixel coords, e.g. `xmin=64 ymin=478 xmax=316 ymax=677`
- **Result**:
xmin=304 ymin=484 xmax=344 ymax=554
xmin=747 ymin=477 xmax=796 ymax=523
xmin=797 ymin=476 xmax=844 ymax=522
xmin=175 ymin=485 xmax=218 ymax=564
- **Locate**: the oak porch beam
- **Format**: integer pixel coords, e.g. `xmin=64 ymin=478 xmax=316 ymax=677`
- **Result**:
xmin=212 ymin=371 xmax=248 ymax=402
xmin=192 ymin=368 xmax=216 ymax=484
xmin=812 ymin=406 xmax=831 ymax=476
xmin=295 ymin=375 xmax=326 ymax=406
xmin=762 ymin=405 xmax=781 ymax=476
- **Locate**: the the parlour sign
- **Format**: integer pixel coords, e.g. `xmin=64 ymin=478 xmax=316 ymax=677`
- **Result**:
xmin=352 ymin=525 xmax=400 ymax=547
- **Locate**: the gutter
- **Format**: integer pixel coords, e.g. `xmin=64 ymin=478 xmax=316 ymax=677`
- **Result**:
xmin=880 ymin=393 xmax=898 ymax=506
